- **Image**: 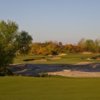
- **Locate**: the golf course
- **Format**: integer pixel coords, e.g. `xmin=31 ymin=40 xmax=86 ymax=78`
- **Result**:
xmin=0 ymin=53 xmax=100 ymax=100
xmin=1 ymin=0 xmax=100 ymax=100
xmin=0 ymin=77 xmax=100 ymax=100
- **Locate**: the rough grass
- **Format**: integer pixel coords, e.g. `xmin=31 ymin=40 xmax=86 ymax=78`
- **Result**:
xmin=0 ymin=76 xmax=100 ymax=100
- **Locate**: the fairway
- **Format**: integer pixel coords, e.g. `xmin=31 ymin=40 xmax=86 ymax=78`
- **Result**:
xmin=0 ymin=77 xmax=100 ymax=100
xmin=13 ymin=53 xmax=100 ymax=64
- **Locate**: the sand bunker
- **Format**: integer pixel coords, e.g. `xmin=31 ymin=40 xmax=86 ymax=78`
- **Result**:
xmin=48 ymin=70 xmax=100 ymax=77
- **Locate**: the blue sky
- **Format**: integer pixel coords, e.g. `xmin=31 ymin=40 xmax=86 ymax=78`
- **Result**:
xmin=0 ymin=0 xmax=100 ymax=44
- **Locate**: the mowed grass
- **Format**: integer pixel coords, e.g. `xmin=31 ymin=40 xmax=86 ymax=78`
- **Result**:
xmin=0 ymin=77 xmax=100 ymax=100
xmin=13 ymin=53 xmax=100 ymax=64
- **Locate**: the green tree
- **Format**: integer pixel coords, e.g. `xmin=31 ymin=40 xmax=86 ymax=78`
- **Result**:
xmin=0 ymin=20 xmax=32 ymax=75
xmin=16 ymin=31 xmax=33 ymax=55
xmin=84 ymin=39 xmax=95 ymax=52
xmin=94 ymin=39 xmax=100 ymax=53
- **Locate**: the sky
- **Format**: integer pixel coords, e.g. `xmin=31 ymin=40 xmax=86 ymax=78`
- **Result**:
xmin=0 ymin=0 xmax=100 ymax=44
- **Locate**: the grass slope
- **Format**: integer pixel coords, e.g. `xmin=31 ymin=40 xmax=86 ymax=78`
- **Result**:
xmin=0 ymin=77 xmax=100 ymax=100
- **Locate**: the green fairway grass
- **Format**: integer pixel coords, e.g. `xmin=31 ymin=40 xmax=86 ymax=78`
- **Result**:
xmin=0 ymin=77 xmax=100 ymax=100
xmin=13 ymin=53 xmax=100 ymax=64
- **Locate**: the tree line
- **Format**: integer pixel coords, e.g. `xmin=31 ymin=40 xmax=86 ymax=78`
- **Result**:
xmin=30 ymin=39 xmax=100 ymax=55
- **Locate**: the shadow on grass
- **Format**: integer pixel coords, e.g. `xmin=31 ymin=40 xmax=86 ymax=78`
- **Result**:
xmin=8 ymin=63 xmax=100 ymax=76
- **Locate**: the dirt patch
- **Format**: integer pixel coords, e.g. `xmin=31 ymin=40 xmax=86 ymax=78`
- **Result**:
xmin=58 ymin=53 xmax=67 ymax=57
xmin=82 ymin=52 xmax=93 ymax=54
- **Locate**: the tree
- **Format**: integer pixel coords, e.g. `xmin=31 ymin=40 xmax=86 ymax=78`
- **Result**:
xmin=78 ymin=39 xmax=96 ymax=52
xmin=30 ymin=41 xmax=61 ymax=55
xmin=94 ymin=39 xmax=100 ymax=53
xmin=78 ymin=38 xmax=86 ymax=52
xmin=16 ymin=31 xmax=33 ymax=55
xmin=84 ymin=39 xmax=95 ymax=52
xmin=0 ymin=20 xmax=32 ymax=75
